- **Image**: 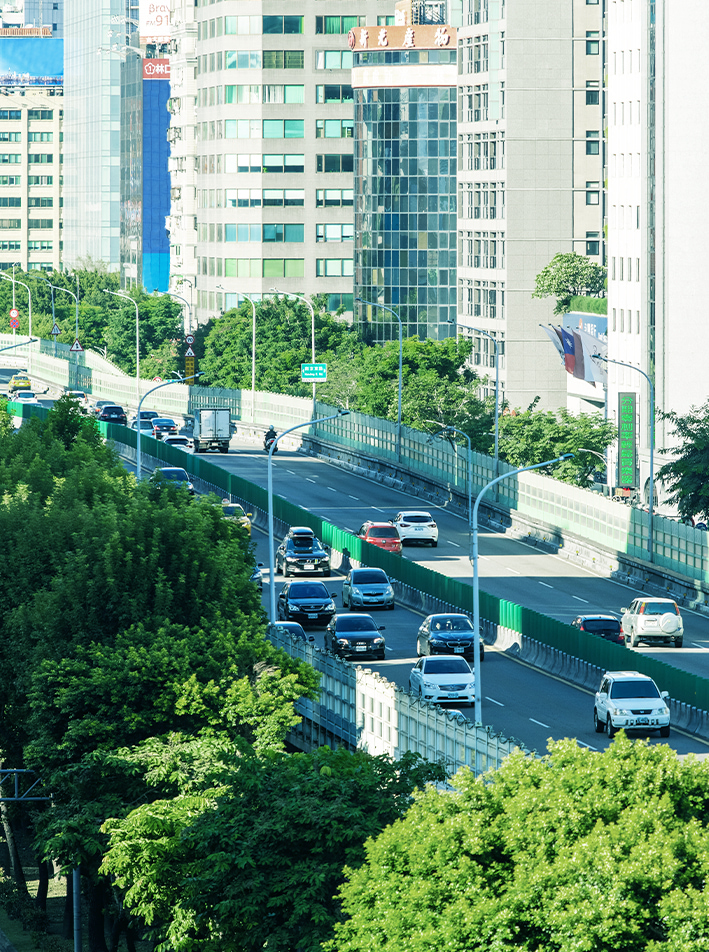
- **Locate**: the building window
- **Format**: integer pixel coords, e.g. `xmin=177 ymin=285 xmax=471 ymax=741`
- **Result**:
xmin=586 ymin=231 xmax=600 ymax=256
xmin=612 ymin=308 xmax=616 ymax=331
xmin=0 ymin=240 xmax=21 ymax=250
xmin=636 ymin=311 xmax=640 ymax=333
xmin=316 ymin=223 xmax=354 ymax=242
xmin=586 ymin=32 xmax=600 ymax=55
xmin=586 ymin=81 xmax=600 ymax=105
xmin=0 ymin=176 xmax=20 ymax=185
xmin=316 ymin=189 xmax=353 ymax=207
xmin=263 ymin=15 xmax=304 ymax=34
xmin=28 ymin=132 xmax=53 ymax=142
xmin=0 ymin=132 xmax=21 ymax=142
xmin=261 ymin=50 xmax=305 ymax=69
xmin=619 ymin=257 xmax=624 ymax=281
xmin=585 ymin=182 xmax=600 ymax=205
xmin=27 ymin=219 xmax=53 ymax=229
xmin=316 ymin=153 xmax=354 ymax=173
xmin=0 ymin=219 xmax=21 ymax=229
xmin=224 ymin=16 xmax=260 ymax=35
xmin=473 ymin=35 xmax=488 ymax=73
xmin=316 ymin=85 xmax=354 ymax=104
xmin=261 ymin=188 xmax=305 ymax=207
xmin=225 ymin=50 xmax=263 ymax=69
xmin=315 ymin=119 xmax=354 ymax=139
xmin=27 ymin=240 xmax=52 ymax=250
xmin=627 ymin=257 xmax=632 ymax=281
xmin=316 ymin=258 xmax=354 ymax=277
xmin=0 ymin=197 xmax=20 ymax=207
xmin=27 ymin=154 xmax=53 ymax=164
xmin=262 ymin=85 xmax=304 ymax=104
xmin=636 ymin=258 xmax=640 ymax=280
xmin=316 ymin=16 xmax=363 ymax=34
xmin=225 ymin=85 xmax=260 ymax=104
xmin=377 ymin=16 xmax=395 ymax=25
xmin=315 ymin=50 xmax=354 ymax=70
xmin=0 ymin=110 xmax=21 ymax=120
xmin=585 ymin=131 xmax=600 ymax=155
xmin=27 ymin=175 xmax=51 ymax=185
xmin=261 ymin=258 xmax=305 ymax=278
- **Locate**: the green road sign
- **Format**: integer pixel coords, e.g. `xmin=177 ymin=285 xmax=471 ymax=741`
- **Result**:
xmin=301 ymin=362 xmax=327 ymax=381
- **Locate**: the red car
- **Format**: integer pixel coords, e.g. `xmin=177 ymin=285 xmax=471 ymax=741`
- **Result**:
xmin=356 ymin=521 xmax=402 ymax=555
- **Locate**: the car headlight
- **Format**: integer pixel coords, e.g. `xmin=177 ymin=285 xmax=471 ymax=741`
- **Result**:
xmin=373 ymin=637 xmax=384 ymax=645
xmin=336 ymin=638 xmax=351 ymax=646
xmin=327 ymin=601 xmax=335 ymax=611
xmin=659 ymin=706 xmax=669 ymax=716
xmin=385 ymin=585 xmax=394 ymax=596
xmin=465 ymin=682 xmax=475 ymax=690
xmin=422 ymin=679 xmax=437 ymax=689
xmin=285 ymin=556 xmax=298 ymax=562
xmin=429 ymin=637 xmax=446 ymax=646
xmin=610 ymin=706 xmax=630 ymax=716
xmin=187 ymin=482 xmax=195 ymax=492
xmin=351 ymin=587 xmax=362 ymax=597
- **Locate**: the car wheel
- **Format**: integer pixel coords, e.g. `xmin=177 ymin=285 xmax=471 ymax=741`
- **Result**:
xmin=342 ymin=592 xmax=348 ymax=608
xmin=283 ymin=562 xmax=290 ymax=578
xmin=431 ymin=540 xmax=438 ymax=548
xmin=387 ymin=602 xmax=395 ymax=611
xmin=674 ymin=638 xmax=684 ymax=648
xmin=629 ymin=631 xmax=638 ymax=648
xmin=606 ymin=716 xmax=617 ymax=738
xmin=660 ymin=725 xmax=671 ymax=738
xmin=377 ymin=650 xmax=385 ymax=660
xmin=323 ymin=569 xmax=331 ymax=578
xmin=416 ymin=640 xmax=422 ymax=657
xmin=593 ymin=708 xmax=604 ymax=733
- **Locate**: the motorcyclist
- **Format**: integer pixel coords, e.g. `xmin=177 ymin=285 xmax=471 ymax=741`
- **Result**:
xmin=264 ymin=425 xmax=277 ymax=449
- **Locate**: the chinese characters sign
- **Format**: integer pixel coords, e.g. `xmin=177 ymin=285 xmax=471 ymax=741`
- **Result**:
xmin=140 ymin=0 xmax=171 ymax=45
xmin=348 ymin=24 xmax=456 ymax=52
xmin=143 ymin=58 xmax=170 ymax=80
xmin=617 ymin=391 xmax=637 ymax=488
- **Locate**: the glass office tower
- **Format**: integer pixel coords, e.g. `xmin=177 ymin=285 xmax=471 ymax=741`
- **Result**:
xmin=352 ymin=23 xmax=457 ymax=343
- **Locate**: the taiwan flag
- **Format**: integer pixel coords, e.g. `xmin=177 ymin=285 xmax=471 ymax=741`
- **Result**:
xmin=560 ymin=328 xmax=576 ymax=374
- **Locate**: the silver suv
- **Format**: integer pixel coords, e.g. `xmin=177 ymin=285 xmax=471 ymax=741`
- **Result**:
xmin=594 ymin=670 xmax=670 ymax=738
xmin=620 ymin=597 xmax=683 ymax=648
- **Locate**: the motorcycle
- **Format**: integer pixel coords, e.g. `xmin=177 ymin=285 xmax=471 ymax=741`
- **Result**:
xmin=264 ymin=436 xmax=278 ymax=454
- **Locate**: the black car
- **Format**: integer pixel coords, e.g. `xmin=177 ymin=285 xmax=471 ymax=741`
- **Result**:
xmin=97 ymin=404 xmax=127 ymax=426
xmin=276 ymin=526 xmax=331 ymax=577
xmin=571 ymin=614 xmax=625 ymax=645
xmin=324 ymin=613 xmax=386 ymax=660
xmin=277 ymin=580 xmax=336 ymax=626
xmin=265 ymin=621 xmax=314 ymax=644
xmin=152 ymin=418 xmax=178 ymax=439
xmin=416 ymin=613 xmax=484 ymax=662
xmin=149 ymin=467 xmax=195 ymax=496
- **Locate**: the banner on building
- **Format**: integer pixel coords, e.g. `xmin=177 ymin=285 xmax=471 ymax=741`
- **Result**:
xmin=617 ymin=391 xmax=637 ymax=488
xmin=140 ymin=1 xmax=171 ymax=45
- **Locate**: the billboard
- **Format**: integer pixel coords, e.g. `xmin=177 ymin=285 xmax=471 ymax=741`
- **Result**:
xmin=0 ymin=38 xmax=63 ymax=85
xmin=140 ymin=1 xmax=171 ymax=44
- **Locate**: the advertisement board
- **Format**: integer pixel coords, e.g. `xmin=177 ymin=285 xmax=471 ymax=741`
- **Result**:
xmin=0 ymin=38 xmax=63 ymax=85
xmin=140 ymin=0 xmax=171 ymax=44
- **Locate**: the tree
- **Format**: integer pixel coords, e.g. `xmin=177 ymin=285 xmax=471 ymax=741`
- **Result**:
xmin=657 ymin=403 xmax=709 ymax=520
xmin=533 ymin=252 xmax=607 ymax=315
xmin=497 ymin=406 xmax=615 ymax=485
xmin=330 ymin=737 xmax=709 ymax=952
xmin=101 ymin=744 xmax=446 ymax=952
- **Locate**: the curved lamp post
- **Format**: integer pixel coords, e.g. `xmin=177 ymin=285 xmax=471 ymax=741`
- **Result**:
xmin=0 ymin=273 xmax=33 ymax=370
xmin=268 ymin=409 xmax=350 ymax=622
xmin=159 ymin=290 xmax=192 ymax=338
xmin=46 ymin=281 xmax=79 ymax=341
xmin=471 ymin=453 xmax=574 ymax=726
xmin=356 ymin=297 xmax=403 ymax=460
xmin=431 ymin=426 xmax=472 ymax=557
xmin=593 ymin=353 xmax=654 ymax=562
xmin=469 ymin=326 xmax=500 ymax=475
xmin=103 ymin=289 xmax=139 ymax=405
xmin=135 ymin=373 xmax=203 ymax=483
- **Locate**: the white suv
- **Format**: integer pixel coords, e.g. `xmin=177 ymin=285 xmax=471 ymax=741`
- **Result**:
xmin=620 ymin=597 xmax=683 ymax=648
xmin=594 ymin=670 xmax=670 ymax=738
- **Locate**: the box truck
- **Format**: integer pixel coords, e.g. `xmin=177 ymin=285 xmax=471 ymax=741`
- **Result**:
xmin=192 ymin=407 xmax=231 ymax=453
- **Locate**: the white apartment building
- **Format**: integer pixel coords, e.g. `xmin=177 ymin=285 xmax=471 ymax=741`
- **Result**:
xmin=168 ymin=0 xmax=397 ymax=325
xmin=607 ymin=0 xmax=709 ymax=504
xmin=457 ymin=0 xmax=605 ymax=412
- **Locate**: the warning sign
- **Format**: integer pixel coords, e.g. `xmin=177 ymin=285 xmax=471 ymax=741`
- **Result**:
xmin=69 ymin=339 xmax=84 ymax=353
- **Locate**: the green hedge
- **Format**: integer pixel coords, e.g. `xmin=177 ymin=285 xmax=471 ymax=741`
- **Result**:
xmin=568 ymin=295 xmax=608 ymax=315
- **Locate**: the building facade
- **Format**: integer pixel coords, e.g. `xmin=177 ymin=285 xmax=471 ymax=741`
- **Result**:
xmin=169 ymin=0 xmax=399 ymax=324
xmin=24 ymin=0 xmax=64 ymax=36
xmin=456 ymin=0 xmax=605 ymax=411
xmin=352 ymin=22 xmax=458 ymax=343
xmin=0 ymin=31 xmax=63 ymax=274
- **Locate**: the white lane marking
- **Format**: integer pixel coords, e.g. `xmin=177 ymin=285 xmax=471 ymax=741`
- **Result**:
xmin=327 ymin=487 xmax=338 ymax=493
xmin=530 ymin=717 xmax=550 ymax=728
xmin=448 ymin=541 xmax=461 ymax=548
xmin=577 ymin=741 xmax=598 ymax=750
xmin=538 ymin=581 xmax=553 ymax=589
xmin=572 ymin=595 xmax=589 ymax=603
xmin=506 ymin=567 xmax=521 ymax=575
xmin=691 ymin=642 xmax=709 ymax=650
xmin=372 ymin=506 xmax=384 ymax=512
xmin=287 ymin=470 xmax=297 ymax=475
xmin=348 ymin=494 xmax=359 ymax=500
xmin=306 ymin=477 xmax=317 ymax=483
xmin=485 ymin=696 xmax=504 ymax=707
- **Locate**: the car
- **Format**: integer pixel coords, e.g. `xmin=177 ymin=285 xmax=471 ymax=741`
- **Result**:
xmin=416 ymin=613 xmax=484 ymax=661
xmin=409 ymin=655 xmax=476 ymax=706
xmin=93 ymin=399 xmax=117 ymax=416
xmin=393 ymin=510 xmax=439 ymax=546
xmin=221 ymin=499 xmax=252 ymax=535
xmin=65 ymin=390 xmax=89 ymax=408
xmin=276 ymin=580 xmax=337 ymax=626
xmin=98 ymin=405 xmax=128 ymax=426
xmin=8 ymin=373 xmax=31 ymax=393
xmin=152 ymin=417 xmax=178 ymax=439
xmin=571 ymin=614 xmax=625 ymax=645
xmin=134 ymin=409 xmax=160 ymax=423
xmin=250 ymin=562 xmax=264 ymax=592
xmin=356 ymin=521 xmax=403 ymax=554
xmin=13 ymin=390 xmax=40 ymax=405
xmin=266 ymin=621 xmax=314 ymax=644
xmin=342 ymin=567 xmax=395 ymax=611
xmin=131 ymin=418 xmax=154 ymax=432
xmin=276 ymin=526 xmax=331 ymax=577
xmin=594 ymin=670 xmax=670 ymax=738
xmin=162 ymin=435 xmax=193 ymax=450
xmin=620 ymin=597 xmax=684 ymax=648
xmin=324 ymin=613 xmax=386 ymax=660
xmin=149 ymin=466 xmax=195 ymax=495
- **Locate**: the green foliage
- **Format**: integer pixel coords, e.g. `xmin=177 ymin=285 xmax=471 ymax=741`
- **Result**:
xmin=330 ymin=738 xmax=709 ymax=952
xmin=568 ymin=294 xmax=608 ymax=315
xmin=498 ymin=407 xmax=615 ymax=485
xmin=533 ymin=252 xmax=607 ymax=315
xmin=658 ymin=402 xmax=709 ymax=520
xmin=101 ymin=744 xmax=447 ymax=952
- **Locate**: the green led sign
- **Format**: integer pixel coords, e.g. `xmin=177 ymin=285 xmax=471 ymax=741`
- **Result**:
xmin=617 ymin=391 xmax=637 ymax=488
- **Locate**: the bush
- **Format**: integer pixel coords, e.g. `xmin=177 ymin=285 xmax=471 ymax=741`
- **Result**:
xmin=567 ymin=295 xmax=608 ymax=315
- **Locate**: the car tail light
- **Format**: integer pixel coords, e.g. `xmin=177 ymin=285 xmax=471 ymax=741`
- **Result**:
xmin=579 ymin=623 xmax=586 ymax=631
xmin=400 ymin=522 xmax=410 ymax=527
xmin=639 ymin=604 xmax=646 ymax=614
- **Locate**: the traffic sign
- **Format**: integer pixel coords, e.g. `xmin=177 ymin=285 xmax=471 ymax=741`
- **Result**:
xmin=69 ymin=339 xmax=84 ymax=353
xmin=185 ymin=334 xmax=195 ymax=345
xmin=185 ymin=345 xmax=196 ymax=357
xmin=51 ymin=323 xmax=61 ymax=336
xmin=9 ymin=308 xmax=19 ymax=320
xmin=9 ymin=318 xmax=19 ymax=330
xmin=153 ymin=376 xmax=162 ymax=382
xmin=301 ymin=362 xmax=327 ymax=381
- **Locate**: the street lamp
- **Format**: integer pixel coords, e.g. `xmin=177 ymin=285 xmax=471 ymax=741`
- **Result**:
xmin=593 ymin=353 xmax=655 ymax=562
xmin=271 ymin=288 xmax=316 ymax=414
xmin=357 ymin=297 xmax=403 ymax=460
xmin=104 ymin=289 xmax=140 ymax=406
xmin=45 ymin=281 xmax=79 ymax=341
xmin=431 ymin=426 xmax=472 ymax=557
xmin=135 ymin=372 xmax=203 ymax=483
xmin=471 ymin=452 xmax=574 ymax=726
xmin=158 ymin=290 xmax=192 ymax=337
xmin=267 ymin=409 xmax=350 ymax=622
xmin=0 ymin=273 xmax=34 ymax=371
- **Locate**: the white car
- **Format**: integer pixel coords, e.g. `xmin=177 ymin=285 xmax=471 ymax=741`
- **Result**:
xmin=14 ymin=391 xmax=40 ymax=405
xmin=594 ymin=670 xmax=670 ymax=738
xmin=409 ymin=655 xmax=475 ymax=706
xmin=393 ymin=510 xmax=439 ymax=546
xmin=162 ymin=435 xmax=193 ymax=451
xmin=620 ymin=597 xmax=684 ymax=648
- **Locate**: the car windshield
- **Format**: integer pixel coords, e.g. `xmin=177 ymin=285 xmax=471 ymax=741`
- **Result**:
xmin=336 ymin=616 xmax=378 ymax=632
xmin=153 ymin=419 xmax=175 ymax=426
xmin=431 ymin=616 xmax=474 ymax=632
xmin=18 ymin=392 xmax=36 ymax=399
xmin=641 ymin=602 xmax=678 ymax=615
xmin=401 ymin=514 xmax=433 ymax=523
xmin=288 ymin=584 xmax=328 ymax=598
xmin=159 ymin=469 xmax=189 ymax=481
xmin=610 ymin=680 xmax=661 ymax=699
xmin=368 ymin=527 xmax=398 ymax=539
xmin=103 ymin=407 xmax=123 ymax=413
xmin=292 ymin=536 xmax=316 ymax=550
xmin=167 ymin=437 xmax=190 ymax=444
xmin=351 ymin=570 xmax=388 ymax=584
xmin=583 ymin=618 xmax=621 ymax=633
xmin=424 ymin=658 xmax=472 ymax=674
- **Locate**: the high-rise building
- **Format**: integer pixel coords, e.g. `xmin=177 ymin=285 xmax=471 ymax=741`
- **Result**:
xmin=24 ymin=0 xmax=64 ymax=37
xmin=169 ymin=0 xmax=397 ymax=324
xmin=606 ymin=0 xmax=709 ymax=505
xmin=0 ymin=30 xmax=63 ymax=274
xmin=456 ymin=0 xmax=605 ymax=411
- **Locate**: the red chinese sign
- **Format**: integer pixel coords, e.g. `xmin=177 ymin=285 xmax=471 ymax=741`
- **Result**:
xmin=143 ymin=58 xmax=170 ymax=80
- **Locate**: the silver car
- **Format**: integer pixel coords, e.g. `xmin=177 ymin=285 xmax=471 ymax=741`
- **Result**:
xmin=342 ymin=567 xmax=395 ymax=611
